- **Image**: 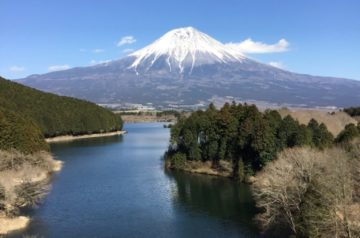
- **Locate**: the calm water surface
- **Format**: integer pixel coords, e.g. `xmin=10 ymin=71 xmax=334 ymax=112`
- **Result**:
xmin=12 ymin=123 xmax=258 ymax=237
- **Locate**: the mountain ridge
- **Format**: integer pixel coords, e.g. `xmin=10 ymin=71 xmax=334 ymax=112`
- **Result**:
xmin=17 ymin=27 xmax=360 ymax=108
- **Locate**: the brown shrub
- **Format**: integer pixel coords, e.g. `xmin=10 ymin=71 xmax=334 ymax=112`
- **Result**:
xmin=0 ymin=150 xmax=58 ymax=216
xmin=0 ymin=150 xmax=55 ymax=172
xmin=253 ymin=147 xmax=360 ymax=237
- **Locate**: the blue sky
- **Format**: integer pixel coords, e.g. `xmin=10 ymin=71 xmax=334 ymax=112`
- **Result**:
xmin=1 ymin=0 xmax=359 ymax=80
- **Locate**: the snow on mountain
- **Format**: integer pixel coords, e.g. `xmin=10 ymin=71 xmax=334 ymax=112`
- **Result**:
xmin=17 ymin=26 xmax=360 ymax=108
xmin=129 ymin=27 xmax=246 ymax=73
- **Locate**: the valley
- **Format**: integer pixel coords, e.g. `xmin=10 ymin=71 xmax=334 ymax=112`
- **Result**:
xmin=1 ymin=2 xmax=360 ymax=237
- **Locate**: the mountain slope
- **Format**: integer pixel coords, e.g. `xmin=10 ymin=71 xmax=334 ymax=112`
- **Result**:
xmin=0 ymin=107 xmax=48 ymax=153
xmin=0 ymin=77 xmax=123 ymax=137
xmin=18 ymin=27 xmax=360 ymax=108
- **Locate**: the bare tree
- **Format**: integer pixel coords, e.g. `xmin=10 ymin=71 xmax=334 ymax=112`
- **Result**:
xmin=0 ymin=149 xmax=56 ymax=216
xmin=253 ymin=146 xmax=360 ymax=237
xmin=253 ymin=147 xmax=319 ymax=234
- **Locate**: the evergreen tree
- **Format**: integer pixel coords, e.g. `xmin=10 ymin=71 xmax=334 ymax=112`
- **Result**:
xmin=278 ymin=115 xmax=300 ymax=149
xmin=293 ymin=124 xmax=313 ymax=146
xmin=166 ymin=103 xmax=336 ymax=178
xmin=335 ymin=123 xmax=360 ymax=144
xmin=308 ymin=119 xmax=333 ymax=149
xmin=0 ymin=107 xmax=48 ymax=153
xmin=0 ymin=77 xmax=123 ymax=137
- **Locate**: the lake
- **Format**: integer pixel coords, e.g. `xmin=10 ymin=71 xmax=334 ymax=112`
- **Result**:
xmin=11 ymin=123 xmax=259 ymax=237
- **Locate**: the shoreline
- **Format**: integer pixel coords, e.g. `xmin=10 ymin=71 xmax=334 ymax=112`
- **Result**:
xmin=165 ymin=159 xmax=256 ymax=183
xmin=124 ymin=120 xmax=174 ymax=124
xmin=120 ymin=114 xmax=176 ymax=123
xmin=0 ymin=154 xmax=63 ymax=235
xmin=0 ymin=216 xmax=30 ymax=235
xmin=165 ymin=160 xmax=233 ymax=177
xmin=45 ymin=130 xmax=126 ymax=143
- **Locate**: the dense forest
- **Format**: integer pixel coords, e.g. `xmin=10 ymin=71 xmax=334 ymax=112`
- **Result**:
xmin=0 ymin=77 xmax=123 ymax=137
xmin=166 ymin=102 xmax=359 ymax=180
xmin=0 ymin=76 xmax=124 ymax=152
xmin=0 ymin=107 xmax=48 ymax=153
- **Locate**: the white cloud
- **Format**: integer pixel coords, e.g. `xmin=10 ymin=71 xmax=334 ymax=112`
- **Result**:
xmin=117 ymin=36 xmax=136 ymax=47
xmin=9 ymin=65 xmax=25 ymax=73
xmin=226 ymin=38 xmax=289 ymax=54
xmin=122 ymin=48 xmax=134 ymax=54
xmin=269 ymin=61 xmax=285 ymax=69
xmin=48 ymin=64 xmax=70 ymax=72
xmin=92 ymin=49 xmax=105 ymax=53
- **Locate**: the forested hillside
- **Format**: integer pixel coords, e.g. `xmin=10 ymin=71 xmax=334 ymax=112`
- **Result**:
xmin=0 ymin=77 xmax=123 ymax=137
xmin=165 ymin=103 xmax=335 ymax=179
xmin=0 ymin=107 xmax=48 ymax=153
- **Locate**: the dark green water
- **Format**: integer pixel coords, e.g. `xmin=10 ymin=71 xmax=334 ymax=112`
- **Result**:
xmin=11 ymin=123 xmax=259 ymax=237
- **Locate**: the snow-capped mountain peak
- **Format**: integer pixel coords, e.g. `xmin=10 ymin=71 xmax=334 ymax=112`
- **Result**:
xmin=129 ymin=27 xmax=246 ymax=73
xmin=18 ymin=28 xmax=360 ymax=109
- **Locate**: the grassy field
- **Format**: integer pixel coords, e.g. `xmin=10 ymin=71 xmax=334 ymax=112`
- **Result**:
xmin=120 ymin=114 xmax=177 ymax=123
xmin=278 ymin=108 xmax=357 ymax=136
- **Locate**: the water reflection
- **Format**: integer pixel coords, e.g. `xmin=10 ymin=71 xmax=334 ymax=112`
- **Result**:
xmin=7 ymin=123 xmax=260 ymax=238
xmin=165 ymin=170 xmax=259 ymax=233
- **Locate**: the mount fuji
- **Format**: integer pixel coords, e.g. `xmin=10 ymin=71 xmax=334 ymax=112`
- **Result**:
xmin=128 ymin=27 xmax=246 ymax=74
xmin=18 ymin=27 xmax=360 ymax=108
